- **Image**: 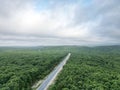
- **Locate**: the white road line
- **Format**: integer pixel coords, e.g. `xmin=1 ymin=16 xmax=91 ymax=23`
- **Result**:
xmin=37 ymin=53 xmax=71 ymax=90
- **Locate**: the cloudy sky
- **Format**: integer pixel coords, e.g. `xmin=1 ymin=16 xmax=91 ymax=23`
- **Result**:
xmin=0 ymin=0 xmax=120 ymax=46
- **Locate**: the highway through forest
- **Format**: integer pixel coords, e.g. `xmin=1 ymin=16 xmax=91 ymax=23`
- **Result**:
xmin=37 ymin=53 xmax=71 ymax=90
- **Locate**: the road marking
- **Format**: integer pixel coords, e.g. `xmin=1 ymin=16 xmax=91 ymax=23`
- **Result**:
xmin=37 ymin=53 xmax=71 ymax=90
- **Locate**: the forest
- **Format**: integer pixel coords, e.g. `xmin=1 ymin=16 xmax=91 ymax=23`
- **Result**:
xmin=0 ymin=46 xmax=120 ymax=90
xmin=0 ymin=47 xmax=67 ymax=90
xmin=49 ymin=46 xmax=120 ymax=90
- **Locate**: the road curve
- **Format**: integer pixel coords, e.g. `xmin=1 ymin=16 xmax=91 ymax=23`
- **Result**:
xmin=37 ymin=53 xmax=71 ymax=90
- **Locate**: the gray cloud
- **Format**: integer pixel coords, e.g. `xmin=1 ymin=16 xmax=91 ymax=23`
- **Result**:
xmin=0 ymin=0 xmax=33 ymax=17
xmin=92 ymin=0 xmax=120 ymax=40
xmin=0 ymin=0 xmax=120 ymax=46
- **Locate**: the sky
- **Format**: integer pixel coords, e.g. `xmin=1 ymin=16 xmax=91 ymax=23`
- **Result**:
xmin=0 ymin=0 xmax=120 ymax=46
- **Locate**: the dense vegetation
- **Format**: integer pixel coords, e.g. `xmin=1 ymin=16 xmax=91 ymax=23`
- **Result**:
xmin=0 ymin=46 xmax=120 ymax=90
xmin=0 ymin=47 xmax=67 ymax=90
xmin=49 ymin=46 xmax=120 ymax=90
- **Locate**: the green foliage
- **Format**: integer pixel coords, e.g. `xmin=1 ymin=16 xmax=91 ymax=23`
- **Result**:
xmin=49 ymin=46 xmax=120 ymax=90
xmin=0 ymin=47 xmax=67 ymax=90
xmin=1 ymin=46 xmax=120 ymax=90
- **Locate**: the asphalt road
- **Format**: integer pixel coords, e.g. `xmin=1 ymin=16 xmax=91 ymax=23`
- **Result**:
xmin=37 ymin=53 xmax=71 ymax=90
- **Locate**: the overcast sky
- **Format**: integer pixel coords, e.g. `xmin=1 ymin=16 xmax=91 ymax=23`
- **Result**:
xmin=0 ymin=0 xmax=120 ymax=46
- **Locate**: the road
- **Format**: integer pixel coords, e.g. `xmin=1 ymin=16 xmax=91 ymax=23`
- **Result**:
xmin=37 ymin=53 xmax=71 ymax=90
